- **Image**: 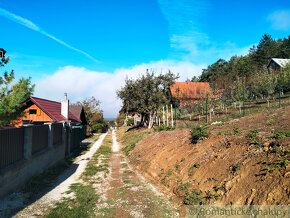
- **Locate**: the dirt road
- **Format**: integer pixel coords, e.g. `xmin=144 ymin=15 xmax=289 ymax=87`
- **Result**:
xmin=88 ymin=130 xmax=179 ymax=217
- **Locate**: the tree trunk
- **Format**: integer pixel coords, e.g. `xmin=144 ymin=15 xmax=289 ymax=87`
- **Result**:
xmin=148 ymin=111 xmax=155 ymax=129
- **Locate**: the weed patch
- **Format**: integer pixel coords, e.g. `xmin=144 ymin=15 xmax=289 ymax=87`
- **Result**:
xmin=45 ymin=183 xmax=99 ymax=218
xmin=191 ymin=125 xmax=210 ymax=144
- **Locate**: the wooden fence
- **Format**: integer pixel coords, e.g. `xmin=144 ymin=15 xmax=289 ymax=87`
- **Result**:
xmin=53 ymin=123 xmax=63 ymax=145
xmin=32 ymin=125 xmax=49 ymax=154
xmin=0 ymin=122 xmax=67 ymax=170
xmin=0 ymin=128 xmax=24 ymax=168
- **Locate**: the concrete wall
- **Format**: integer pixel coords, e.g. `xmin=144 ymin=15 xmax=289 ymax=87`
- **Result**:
xmin=0 ymin=123 xmax=69 ymax=199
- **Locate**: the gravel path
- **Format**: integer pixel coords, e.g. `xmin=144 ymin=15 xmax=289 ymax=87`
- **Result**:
xmin=0 ymin=133 xmax=107 ymax=218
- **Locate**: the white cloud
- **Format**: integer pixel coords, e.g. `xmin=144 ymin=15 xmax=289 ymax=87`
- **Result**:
xmin=0 ymin=7 xmax=99 ymax=63
xmin=35 ymin=60 xmax=205 ymax=118
xmin=268 ymin=10 xmax=290 ymax=31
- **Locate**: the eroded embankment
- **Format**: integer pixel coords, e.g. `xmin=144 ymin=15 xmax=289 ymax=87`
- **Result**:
xmin=121 ymin=107 xmax=290 ymax=207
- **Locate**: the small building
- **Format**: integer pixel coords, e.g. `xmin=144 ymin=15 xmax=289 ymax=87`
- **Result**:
xmin=70 ymin=104 xmax=87 ymax=126
xmin=170 ymin=80 xmax=212 ymax=106
xmin=267 ymin=58 xmax=290 ymax=73
xmin=14 ymin=95 xmax=81 ymax=127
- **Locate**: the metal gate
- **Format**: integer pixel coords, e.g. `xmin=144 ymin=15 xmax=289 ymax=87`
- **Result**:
xmin=70 ymin=126 xmax=86 ymax=152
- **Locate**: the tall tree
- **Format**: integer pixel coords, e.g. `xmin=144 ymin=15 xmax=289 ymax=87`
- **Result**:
xmin=75 ymin=96 xmax=106 ymax=133
xmin=117 ymin=70 xmax=178 ymax=128
xmin=0 ymin=52 xmax=34 ymax=128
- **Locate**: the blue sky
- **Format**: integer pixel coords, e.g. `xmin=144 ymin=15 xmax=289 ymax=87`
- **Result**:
xmin=0 ymin=0 xmax=290 ymax=118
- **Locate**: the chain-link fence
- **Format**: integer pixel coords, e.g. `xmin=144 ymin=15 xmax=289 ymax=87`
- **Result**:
xmin=174 ymin=92 xmax=290 ymax=128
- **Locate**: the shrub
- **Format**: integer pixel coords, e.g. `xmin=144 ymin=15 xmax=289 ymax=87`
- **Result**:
xmin=191 ymin=125 xmax=210 ymax=143
xmin=268 ymin=118 xmax=275 ymax=125
xmin=193 ymin=162 xmax=200 ymax=168
xmin=232 ymin=164 xmax=241 ymax=172
xmin=247 ymin=129 xmax=258 ymax=139
xmin=155 ymin=123 xmax=175 ymax=131
xmin=217 ymin=130 xmax=232 ymax=136
xmin=184 ymin=189 xmax=204 ymax=205
xmin=271 ymin=130 xmax=290 ymax=139
xmin=126 ymin=118 xmax=134 ymax=126
xmin=233 ymin=126 xmax=242 ymax=135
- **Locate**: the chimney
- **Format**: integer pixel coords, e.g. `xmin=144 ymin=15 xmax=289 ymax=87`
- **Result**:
xmin=61 ymin=93 xmax=69 ymax=120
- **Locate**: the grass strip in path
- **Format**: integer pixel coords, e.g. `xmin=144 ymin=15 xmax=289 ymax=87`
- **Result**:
xmin=44 ymin=132 xmax=113 ymax=217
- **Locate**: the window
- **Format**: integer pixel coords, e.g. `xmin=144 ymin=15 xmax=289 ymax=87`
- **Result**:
xmin=29 ymin=109 xmax=37 ymax=115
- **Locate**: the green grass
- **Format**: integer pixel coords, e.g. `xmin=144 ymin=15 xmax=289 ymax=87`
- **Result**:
xmin=121 ymin=128 xmax=153 ymax=156
xmin=45 ymin=133 xmax=112 ymax=217
xmin=45 ymin=183 xmax=99 ymax=218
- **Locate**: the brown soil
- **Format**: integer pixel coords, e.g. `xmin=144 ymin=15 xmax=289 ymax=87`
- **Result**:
xmin=128 ymin=107 xmax=290 ymax=207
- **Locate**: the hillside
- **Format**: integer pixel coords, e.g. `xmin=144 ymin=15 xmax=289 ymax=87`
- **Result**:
xmin=118 ymin=107 xmax=290 ymax=208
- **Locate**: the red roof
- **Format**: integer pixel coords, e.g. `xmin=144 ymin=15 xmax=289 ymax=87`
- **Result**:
xmin=170 ymin=81 xmax=211 ymax=99
xmin=30 ymin=97 xmax=81 ymax=123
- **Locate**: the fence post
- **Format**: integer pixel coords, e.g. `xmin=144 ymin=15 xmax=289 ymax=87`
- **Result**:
xmin=23 ymin=125 xmax=33 ymax=160
xmin=166 ymin=105 xmax=169 ymax=126
xmin=46 ymin=123 xmax=53 ymax=148
xmin=243 ymin=89 xmax=245 ymax=116
xmin=206 ymin=96 xmax=208 ymax=123
xmin=279 ymin=82 xmax=281 ymax=108
xmin=171 ymin=104 xmax=173 ymax=127
xmin=174 ymin=101 xmax=177 ymax=127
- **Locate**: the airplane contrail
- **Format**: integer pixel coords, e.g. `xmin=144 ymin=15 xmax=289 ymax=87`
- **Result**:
xmin=0 ymin=7 xmax=99 ymax=63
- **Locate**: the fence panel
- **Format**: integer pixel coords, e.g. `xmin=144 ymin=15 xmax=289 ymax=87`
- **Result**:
xmin=53 ymin=123 xmax=63 ymax=145
xmin=32 ymin=125 xmax=49 ymax=154
xmin=0 ymin=128 xmax=24 ymax=168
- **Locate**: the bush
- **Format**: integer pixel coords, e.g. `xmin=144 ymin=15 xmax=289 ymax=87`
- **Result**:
xmin=155 ymin=124 xmax=175 ymax=131
xmin=217 ymin=130 xmax=232 ymax=136
xmin=93 ymin=123 xmax=106 ymax=133
xmin=232 ymin=164 xmax=241 ymax=172
xmin=126 ymin=118 xmax=134 ymax=126
xmin=184 ymin=189 xmax=204 ymax=205
xmin=268 ymin=118 xmax=275 ymax=125
xmin=233 ymin=126 xmax=242 ymax=135
xmin=191 ymin=125 xmax=210 ymax=144
xmin=247 ymin=129 xmax=258 ymax=139
xmin=271 ymin=130 xmax=290 ymax=139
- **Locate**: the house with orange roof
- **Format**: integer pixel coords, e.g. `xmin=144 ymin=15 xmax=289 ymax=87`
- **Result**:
xmin=170 ymin=80 xmax=212 ymax=106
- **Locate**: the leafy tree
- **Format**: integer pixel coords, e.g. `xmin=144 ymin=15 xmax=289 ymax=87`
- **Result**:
xmin=0 ymin=53 xmax=34 ymax=128
xmin=280 ymin=63 xmax=290 ymax=93
xmin=75 ymin=96 xmax=107 ymax=133
xmin=117 ymin=70 xmax=178 ymax=128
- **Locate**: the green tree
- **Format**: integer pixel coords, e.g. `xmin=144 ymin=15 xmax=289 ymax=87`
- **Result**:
xmin=117 ymin=70 xmax=178 ymax=128
xmin=280 ymin=63 xmax=290 ymax=93
xmin=0 ymin=54 xmax=34 ymax=128
xmin=75 ymin=96 xmax=106 ymax=133
xmin=249 ymin=34 xmax=279 ymax=68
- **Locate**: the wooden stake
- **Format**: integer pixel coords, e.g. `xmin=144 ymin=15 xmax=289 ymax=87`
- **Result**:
xmin=166 ymin=105 xmax=169 ymax=126
xmin=171 ymin=104 xmax=173 ymax=127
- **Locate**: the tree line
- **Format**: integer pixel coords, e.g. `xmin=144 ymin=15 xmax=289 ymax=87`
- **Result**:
xmin=195 ymin=34 xmax=290 ymax=103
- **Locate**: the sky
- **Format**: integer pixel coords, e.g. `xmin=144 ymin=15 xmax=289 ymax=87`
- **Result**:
xmin=0 ymin=0 xmax=290 ymax=118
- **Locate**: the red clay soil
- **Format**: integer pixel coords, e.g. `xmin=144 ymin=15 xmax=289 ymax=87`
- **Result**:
xmin=129 ymin=107 xmax=290 ymax=206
